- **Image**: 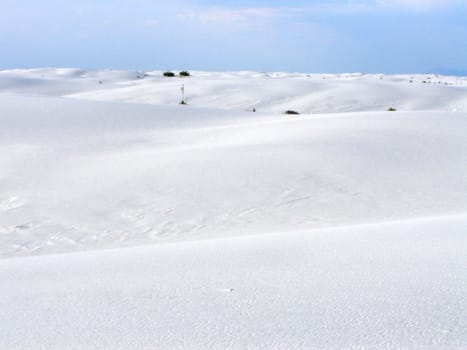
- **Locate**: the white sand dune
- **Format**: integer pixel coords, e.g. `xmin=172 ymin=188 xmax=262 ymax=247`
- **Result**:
xmin=1 ymin=69 xmax=467 ymax=113
xmin=0 ymin=69 xmax=466 ymax=349
xmin=1 ymin=93 xmax=465 ymax=257
xmin=1 ymin=215 xmax=466 ymax=350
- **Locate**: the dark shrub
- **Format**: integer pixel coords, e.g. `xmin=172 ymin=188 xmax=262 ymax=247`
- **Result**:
xmin=284 ymin=110 xmax=300 ymax=115
xmin=163 ymin=71 xmax=175 ymax=77
xmin=387 ymin=107 xmax=397 ymax=112
xmin=179 ymin=71 xmax=190 ymax=77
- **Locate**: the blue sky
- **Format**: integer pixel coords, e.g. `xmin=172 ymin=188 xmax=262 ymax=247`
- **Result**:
xmin=1 ymin=0 xmax=467 ymax=73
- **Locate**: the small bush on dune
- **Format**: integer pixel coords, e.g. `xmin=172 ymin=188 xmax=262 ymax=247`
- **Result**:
xmin=387 ymin=107 xmax=397 ymax=112
xmin=284 ymin=110 xmax=300 ymax=115
xmin=163 ymin=71 xmax=175 ymax=77
xmin=179 ymin=71 xmax=190 ymax=77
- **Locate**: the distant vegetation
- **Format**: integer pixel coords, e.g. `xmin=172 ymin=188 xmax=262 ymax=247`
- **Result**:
xmin=284 ymin=110 xmax=300 ymax=115
xmin=163 ymin=71 xmax=190 ymax=77
xmin=387 ymin=107 xmax=397 ymax=112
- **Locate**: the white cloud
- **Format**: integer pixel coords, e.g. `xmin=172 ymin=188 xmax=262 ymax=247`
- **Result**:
xmin=175 ymin=0 xmax=465 ymax=30
xmin=376 ymin=0 xmax=465 ymax=12
xmin=311 ymin=0 xmax=466 ymax=13
xmin=177 ymin=7 xmax=285 ymax=25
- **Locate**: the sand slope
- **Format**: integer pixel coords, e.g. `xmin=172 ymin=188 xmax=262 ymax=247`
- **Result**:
xmin=1 ymin=215 xmax=466 ymax=350
xmin=0 ymin=93 xmax=465 ymax=257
